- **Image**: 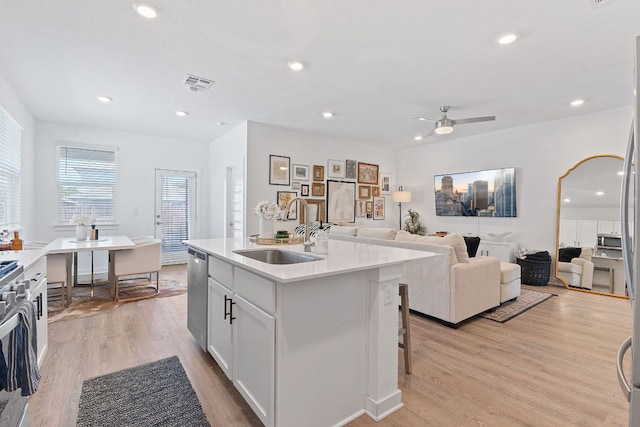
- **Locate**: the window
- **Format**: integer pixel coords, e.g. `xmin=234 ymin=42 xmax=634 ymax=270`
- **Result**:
xmin=0 ymin=106 xmax=22 ymax=228
xmin=57 ymin=145 xmax=117 ymax=225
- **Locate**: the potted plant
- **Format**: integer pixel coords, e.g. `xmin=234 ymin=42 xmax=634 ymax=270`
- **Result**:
xmin=404 ymin=209 xmax=426 ymax=235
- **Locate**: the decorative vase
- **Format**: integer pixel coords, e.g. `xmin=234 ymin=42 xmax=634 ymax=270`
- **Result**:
xmin=259 ymin=217 xmax=275 ymax=238
xmin=75 ymin=225 xmax=88 ymax=241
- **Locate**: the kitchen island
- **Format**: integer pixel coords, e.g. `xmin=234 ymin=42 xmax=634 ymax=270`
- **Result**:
xmin=183 ymin=237 xmax=436 ymax=427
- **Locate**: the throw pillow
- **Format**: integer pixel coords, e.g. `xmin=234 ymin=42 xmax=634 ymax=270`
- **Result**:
xmin=394 ymin=231 xmax=468 ymax=264
xmin=558 ymin=247 xmax=582 ymax=262
xmin=463 ymin=236 xmax=481 ymax=257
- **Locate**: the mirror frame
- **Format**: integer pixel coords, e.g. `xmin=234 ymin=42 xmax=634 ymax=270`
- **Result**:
xmin=554 ymin=153 xmax=628 ymax=298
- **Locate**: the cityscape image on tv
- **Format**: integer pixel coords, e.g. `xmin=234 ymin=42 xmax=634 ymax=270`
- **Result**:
xmin=434 ymin=167 xmax=517 ymax=217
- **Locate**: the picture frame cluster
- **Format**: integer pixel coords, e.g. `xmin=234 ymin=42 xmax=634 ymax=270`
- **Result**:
xmin=268 ymin=154 xmax=390 ymax=223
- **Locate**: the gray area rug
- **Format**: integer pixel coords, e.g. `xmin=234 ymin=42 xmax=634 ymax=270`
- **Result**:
xmin=77 ymin=356 xmax=210 ymax=427
xmin=480 ymin=289 xmax=554 ymax=323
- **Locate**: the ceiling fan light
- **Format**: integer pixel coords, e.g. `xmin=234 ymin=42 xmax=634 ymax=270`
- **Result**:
xmin=435 ymin=120 xmax=454 ymax=135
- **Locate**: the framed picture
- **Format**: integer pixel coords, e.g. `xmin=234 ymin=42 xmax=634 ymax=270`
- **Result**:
xmin=372 ymin=186 xmax=380 ymax=197
xmin=292 ymin=181 xmax=301 ymax=190
xmin=366 ymin=201 xmax=373 ymax=213
xmin=300 ymin=199 xmax=326 ymax=223
xmin=277 ymin=191 xmax=297 ymax=220
xmin=373 ymin=197 xmax=385 ymax=220
xmin=380 ymin=173 xmax=391 ymax=194
xmin=355 ymin=200 xmax=367 ymax=217
xmin=345 ymin=159 xmax=357 ymax=180
xmin=358 ymin=162 xmax=379 ymax=185
xmin=313 ymin=165 xmax=325 ymax=181
xmin=292 ymin=164 xmax=309 ymax=181
xmin=301 ymin=184 xmax=309 ymax=197
xmin=269 ymin=155 xmax=290 ymax=186
xmin=358 ymin=185 xmax=371 ymax=199
xmin=328 ymin=159 xmax=346 ymax=179
xmin=327 ymin=180 xmax=355 ymax=223
xmin=311 ymin=182 xmax=325 ymax=197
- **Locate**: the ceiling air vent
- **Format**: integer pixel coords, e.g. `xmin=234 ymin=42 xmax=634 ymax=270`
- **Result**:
xmin=184 ymin=74 xmax=214 ymax=93
xmin=589 ymin=0 xmax=617 ymax=8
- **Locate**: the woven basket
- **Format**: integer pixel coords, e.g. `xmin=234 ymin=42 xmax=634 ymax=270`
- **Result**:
xmin=516 ymin=257 xmax=551 ymax=286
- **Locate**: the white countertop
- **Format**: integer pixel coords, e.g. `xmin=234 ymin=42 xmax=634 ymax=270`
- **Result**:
xmin=0 ymin=248 xmax=47 ymax=271
xmin=184 ymin=237 xmax=436 ymax=283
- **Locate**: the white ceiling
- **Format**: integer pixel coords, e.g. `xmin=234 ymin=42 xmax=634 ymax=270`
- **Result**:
xmin=0 ymin=0 xmax=639 ymax=147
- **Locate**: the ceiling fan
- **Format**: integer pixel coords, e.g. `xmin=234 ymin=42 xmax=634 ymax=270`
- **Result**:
xmin=416 ymin=106 xmax=495 ymax=138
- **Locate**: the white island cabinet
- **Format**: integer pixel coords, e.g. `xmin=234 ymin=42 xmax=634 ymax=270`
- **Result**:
xmin=185 ymin=238 xmax=435 ymax=427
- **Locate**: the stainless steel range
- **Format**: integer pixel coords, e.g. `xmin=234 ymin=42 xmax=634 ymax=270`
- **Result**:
xmin=0 ymin=260 xmax=30 ymax=427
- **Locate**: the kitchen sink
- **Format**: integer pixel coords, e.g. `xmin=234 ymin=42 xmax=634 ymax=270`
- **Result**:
xmin=234 ymin=249 xmax=322 ymax=264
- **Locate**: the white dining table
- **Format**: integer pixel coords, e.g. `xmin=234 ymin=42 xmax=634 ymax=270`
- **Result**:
xmin=44 ymin=235 xmax=135 ymax=304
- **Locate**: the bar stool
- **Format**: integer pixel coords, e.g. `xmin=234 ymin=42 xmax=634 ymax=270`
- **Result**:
xmin=399 ymin=283 xmax=412 ymax=374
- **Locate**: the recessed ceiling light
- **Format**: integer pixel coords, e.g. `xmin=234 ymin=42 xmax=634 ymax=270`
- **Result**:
xmin=133 ymin=2 xmax=158 ymax=18
xmin=414 ymin=136 xmax=423 ymax=141
xmin=618 ymin=171 xmax=624 ymax=176
xmin=287 ymin=61 xmax=304 ymax=71
xmin=175 ymin=110 xmax=188 ymax=117
xmin=322 ymin=111 xmax=334 ymax=119
xmin=97 ymin=96 xmax=112 ymax=103
xmin=563 ymin=198 xmax=571 ymax=203
xmin=570 ymin=99 xmax=585 ymax=106
xmin=496 ymin=33 xmax=518 ymax=45
xmin=596 ymin=191 xmax=605 ymax=196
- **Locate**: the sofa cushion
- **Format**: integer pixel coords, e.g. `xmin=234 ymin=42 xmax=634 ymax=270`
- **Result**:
xmin=357 ymin=227 xmax=397 ymax=240
xmin=329 ymin=225 xmax=358 ymax=236
xmin=559 ymin=247 xmax=581 ymax=262
xmin=463 ymin=236 xmax=481 ymax=257
xmin=500 ymin=262 xmax=521 ymax=283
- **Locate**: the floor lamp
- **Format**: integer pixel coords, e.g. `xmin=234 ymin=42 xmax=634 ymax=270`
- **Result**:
xmin=392 ymin=186 xmax=412 ymax=230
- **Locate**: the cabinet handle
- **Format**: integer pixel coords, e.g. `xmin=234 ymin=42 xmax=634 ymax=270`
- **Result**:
xmin=35 ymin=294 xmax=42 ymax=320
xmin=229 ymin=300 xmax=236 ymax=325
xmin=224 ymin=295 xmax=231 ymax=320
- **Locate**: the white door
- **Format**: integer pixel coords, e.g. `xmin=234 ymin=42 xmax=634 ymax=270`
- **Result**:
xmin=208 ymin=278 xmax=234 ymax=380
xmin=155 ymin=169 xmax=197 ymax=264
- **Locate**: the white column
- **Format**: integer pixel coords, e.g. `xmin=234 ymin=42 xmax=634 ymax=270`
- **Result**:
xmin=364 ymin=264 xmax=404 ymax=420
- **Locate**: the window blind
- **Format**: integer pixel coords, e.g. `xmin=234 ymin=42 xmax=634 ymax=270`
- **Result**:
xmin=0 ymin=106 xmax=22 ymax=228
xmin=58 ymin=145 xmax=117 ymax=225
xmin=160 ymin=175 xmax=191 ymax=253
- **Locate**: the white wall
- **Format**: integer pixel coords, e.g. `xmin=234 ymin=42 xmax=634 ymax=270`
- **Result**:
xmin=245 ymin=122 xmax=399 ymax=236
xmin=397 ymin=106 xmax=633 ymax=252
xmin=0 ymin=72 xmax=36 ymax=240
xmin=34 ymin=121 xmax=210 ymax=242
xmin=208 ymin=122 xmax=247 ymax=238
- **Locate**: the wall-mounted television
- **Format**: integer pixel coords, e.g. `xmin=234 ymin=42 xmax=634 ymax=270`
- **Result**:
xmin=434 ymin=167 xmax=517 ymax=217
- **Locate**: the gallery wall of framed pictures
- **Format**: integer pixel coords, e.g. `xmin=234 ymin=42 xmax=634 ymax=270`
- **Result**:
xmin=266 ymin=153 xmax=392 ymax=225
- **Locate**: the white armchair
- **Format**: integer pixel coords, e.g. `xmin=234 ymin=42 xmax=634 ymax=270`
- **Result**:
xmin=558 ymin=247 xmax=594 ymax=290
xmin=111 ymin=237 xmax=162 ymax=302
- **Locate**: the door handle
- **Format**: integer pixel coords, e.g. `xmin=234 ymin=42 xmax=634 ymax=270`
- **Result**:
xmin=617 ymin=336 xmax=632 ymax=402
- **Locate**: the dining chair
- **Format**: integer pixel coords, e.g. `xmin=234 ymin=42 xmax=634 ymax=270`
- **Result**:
xmin=111 ymin=238 xmax=162 ymax=302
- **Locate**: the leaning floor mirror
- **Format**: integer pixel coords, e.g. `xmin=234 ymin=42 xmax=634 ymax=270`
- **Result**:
xmin=555 ymin=154 xmax=629 ymax=298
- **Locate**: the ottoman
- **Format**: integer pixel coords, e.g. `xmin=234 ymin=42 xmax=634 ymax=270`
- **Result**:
xmin=500 ymin=262 xmax=521 ymax=303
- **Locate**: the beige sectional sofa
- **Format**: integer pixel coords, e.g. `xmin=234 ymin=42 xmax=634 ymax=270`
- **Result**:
xmin=328 ymin=226 xmax=501 ymax=327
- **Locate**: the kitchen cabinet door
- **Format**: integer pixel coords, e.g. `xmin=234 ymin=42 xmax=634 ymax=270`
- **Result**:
xmin=577 ymin=220 xmax=598 ymax=247
xmin=477 ymin=241 xmax=517 ymax=262
xmin=25 ymin=258 xmax=47 ymax=367
xmin=233 ymin=294 xmax=275 ymax=427
xmin=207 ymin=278 xmax=233 ymax=380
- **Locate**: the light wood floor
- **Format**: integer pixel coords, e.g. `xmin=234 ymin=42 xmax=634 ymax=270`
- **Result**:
xmin=30 ymin=266 xmax=633 ymax=426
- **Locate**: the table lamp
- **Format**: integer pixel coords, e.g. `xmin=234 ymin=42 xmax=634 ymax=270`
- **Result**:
xmin=392 ymin=186 xmax=412 ymax=229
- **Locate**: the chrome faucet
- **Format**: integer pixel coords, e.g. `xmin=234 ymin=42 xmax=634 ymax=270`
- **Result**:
xmin=283 ymin=197 xmax=314 ymax=252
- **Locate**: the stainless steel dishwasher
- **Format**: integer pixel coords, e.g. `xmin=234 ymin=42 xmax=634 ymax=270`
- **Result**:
xmin=187 ymin=247 xmax=208 ymax=351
